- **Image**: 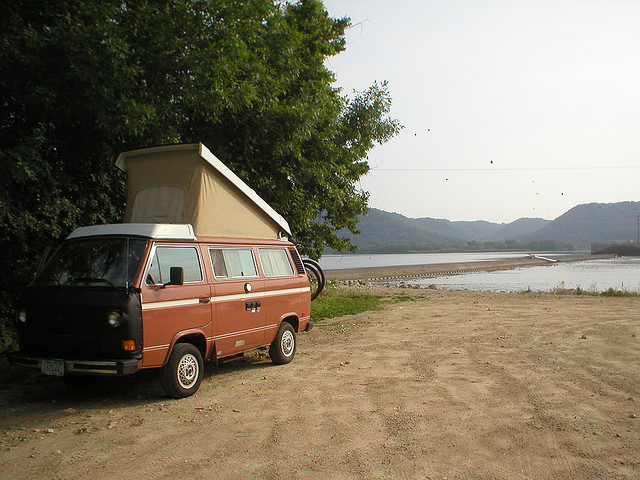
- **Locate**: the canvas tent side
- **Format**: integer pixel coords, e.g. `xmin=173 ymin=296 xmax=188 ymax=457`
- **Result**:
xmin=115 ymin=143 xmax=291 ymax=240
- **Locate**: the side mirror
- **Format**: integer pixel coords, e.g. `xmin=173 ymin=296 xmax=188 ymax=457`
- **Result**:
xmin=162 ymin=266 xmax=184 ymax=288
xmin=169 ymin=266 xmax=184 ymax=286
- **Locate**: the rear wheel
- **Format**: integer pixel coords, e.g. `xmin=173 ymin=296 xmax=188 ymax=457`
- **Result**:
xmin=303 ymin=259 xmax=325 ymax=300
xmin=160 ymin=343 xmax=203 ymax=398
xmin=269 ymin=322 xmax=296 ymax=365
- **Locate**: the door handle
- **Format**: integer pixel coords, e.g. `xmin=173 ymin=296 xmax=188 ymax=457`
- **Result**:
xmin=245 ymin=301 xmax=261 ymax=311
xmin=199 ymin=297 xmax=211 ymax=304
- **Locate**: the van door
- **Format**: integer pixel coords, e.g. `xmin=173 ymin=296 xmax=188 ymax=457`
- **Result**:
xmin=257 ymin=247 xmax=306 ymax=340
xmin=140 ymin=244 xmax=212 ymax=367
xmin=208 ymin=247 xmax=266 ymax=357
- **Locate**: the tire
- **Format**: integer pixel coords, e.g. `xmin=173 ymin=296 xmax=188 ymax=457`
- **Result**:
xmin=160 ymin=343 xmax=203 ymax=398
xmin=269 ymin=322 xmax=297 ymax=365
xmin=303 ymin=259 xmax=325 ymax=300
xmin=303 ymin=258 xmax=325 ymax=286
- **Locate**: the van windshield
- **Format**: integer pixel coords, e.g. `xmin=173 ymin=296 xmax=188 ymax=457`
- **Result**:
xmin=34 ymin=237 xmax=147 ymax=288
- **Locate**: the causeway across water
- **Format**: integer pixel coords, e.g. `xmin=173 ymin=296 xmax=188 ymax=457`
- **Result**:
xmin=324 ymin=254 xmax=613 ymax=282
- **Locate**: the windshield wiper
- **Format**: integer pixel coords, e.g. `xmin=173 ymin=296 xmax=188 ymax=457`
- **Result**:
xmin=73 ymin=277 xmax=117 ymax=288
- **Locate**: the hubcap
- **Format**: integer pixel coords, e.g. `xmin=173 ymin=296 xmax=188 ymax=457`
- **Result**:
xmin=281 ymin=330 xmax=294 ymax=357
xmin=177 ymin=353 xmax=199 ymax=389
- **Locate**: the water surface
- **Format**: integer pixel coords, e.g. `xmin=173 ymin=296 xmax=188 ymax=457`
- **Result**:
xmin=379 ymin=257 xmax=640 ymax=293
xmin=318 ymin=251 xmax=581 ymax=270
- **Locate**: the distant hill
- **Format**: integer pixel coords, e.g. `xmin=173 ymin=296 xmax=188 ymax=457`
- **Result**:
xmin=335 ymin=208 xmax=553 ymax=252
xmin=453 ymin=220 xmax=503 ymax=239
xmin=343 ymin=209 xmax=463 ymax=249
xmin=334 ymin=201 xmax=640 ymax=253
xmin=518 ymin=201 xmax=640 ymax=248
xmin=411 ymin=217 xmax=475 ymax=240
xmin=489 ymin=218 xmax=551 ymax=241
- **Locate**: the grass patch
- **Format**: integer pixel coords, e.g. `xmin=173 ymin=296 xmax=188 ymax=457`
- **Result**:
xmin=311 ymin=286 xmax=385 ymax=322
xmin=549 ymin=283 xmax=639 ymax=297
xmin=384 ymin=294 xmax=419 ymax=304
xmin=310 ymin=286 xmax=422 ymax=323
xmin=550 ymin=286 xmax=599 ymax=296
xmin=599 ymin=287 xmax=638 ymax=297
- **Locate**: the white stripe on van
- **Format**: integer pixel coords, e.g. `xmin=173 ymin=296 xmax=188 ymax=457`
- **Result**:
xmin=143 ymin=344 xmax=170 ymax=352
xmin=143 ymin=325 xmax=279 ymax=353
xmin=141 ymin=286 xmax=311 ymax=310
xmin=208 ymin=286 xmax=311 ymax=303
xmin=209 ymin=324 xmax=278 ymax=341
xmin=259 ymin=286 xmax=311 ymax=298
xmin=142 ymin=298 xmax=201 ymax=310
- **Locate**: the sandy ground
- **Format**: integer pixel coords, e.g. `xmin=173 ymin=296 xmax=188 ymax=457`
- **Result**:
xmin=1 ymin=286 xmax=639 ymax=480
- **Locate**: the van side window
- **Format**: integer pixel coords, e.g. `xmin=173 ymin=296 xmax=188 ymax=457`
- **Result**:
xmin=146 ymin=246 xmax=203 ymax=285
xmin=259 ymin=248 xmax=295 ymax=277
xmin=209 ymin=248 xmax=258 ymax=279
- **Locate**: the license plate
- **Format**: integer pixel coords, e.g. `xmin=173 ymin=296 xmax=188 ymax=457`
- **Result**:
xmin=41 ymin=360 xmax=65 ymax=376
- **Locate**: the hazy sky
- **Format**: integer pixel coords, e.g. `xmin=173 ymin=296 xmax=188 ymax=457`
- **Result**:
xmin=322 ymin=0 xmax=640 ymax=223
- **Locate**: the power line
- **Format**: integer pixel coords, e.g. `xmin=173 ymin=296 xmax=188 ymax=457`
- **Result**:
xmin=374 ymin=165 xmax=640 ymax=172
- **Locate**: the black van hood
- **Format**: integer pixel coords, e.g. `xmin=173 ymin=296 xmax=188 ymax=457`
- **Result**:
xmin=16 ymin=286 xmax=143 ymax=360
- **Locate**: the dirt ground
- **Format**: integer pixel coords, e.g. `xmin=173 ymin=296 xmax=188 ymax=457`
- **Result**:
xmin=1 ymin=286 xmax=639 ymax=480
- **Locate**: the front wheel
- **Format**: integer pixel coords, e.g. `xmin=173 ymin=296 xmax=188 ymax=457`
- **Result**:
xmin=269 ymin=323 xmax=296 ymax=365
xmin=160 ymin=343 xmax=203 ymax=398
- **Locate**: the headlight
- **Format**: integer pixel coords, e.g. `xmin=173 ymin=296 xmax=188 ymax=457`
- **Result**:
xmin=17 ymin=308 xmax=27 ymax=324
xmin=106 ymin=310 xmax=123 ymax=328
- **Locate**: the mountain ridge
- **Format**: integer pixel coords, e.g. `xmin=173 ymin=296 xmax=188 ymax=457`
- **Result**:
xmin=337 ymin=201 xmax=640 ymax=252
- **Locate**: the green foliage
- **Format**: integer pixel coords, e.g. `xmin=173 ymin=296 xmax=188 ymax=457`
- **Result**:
xmin=600 ymin=287 xmax=638 ymax=297
xmin=550 ymin=282 xmax=638 ymax=297
xmin=311 ymin=286 xmax=422 ymax=323
xmin=0 ymin=359 xmax=35 ymax=386
xmin=311 ymin=286 xmax=385 ymax=322
xmin=385 ymin=294 xmax=419 ymax=304
xmin=0 ymin=321 xmax=18 ymax=355
xmin=0 ymin=0 xmax=400 ymax=352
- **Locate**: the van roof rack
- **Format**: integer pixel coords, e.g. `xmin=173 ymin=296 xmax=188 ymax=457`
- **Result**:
xmin=67 ymin=224 xmax=197 ymax=241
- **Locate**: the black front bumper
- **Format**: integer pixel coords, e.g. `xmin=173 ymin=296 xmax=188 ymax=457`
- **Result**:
xmin=8 ymin=353 xmax=139 ymax=376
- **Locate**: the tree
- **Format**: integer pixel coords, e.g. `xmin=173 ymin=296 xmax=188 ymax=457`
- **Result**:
xmin=0 ymin=0 xmax=400 ymax=345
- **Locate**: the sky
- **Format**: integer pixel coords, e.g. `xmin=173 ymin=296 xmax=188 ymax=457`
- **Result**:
xmin=321 ymin=0 xmax=640 ymax=224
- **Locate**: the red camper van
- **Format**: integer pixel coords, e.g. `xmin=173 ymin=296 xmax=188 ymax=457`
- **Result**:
xmin=9 ymin=144 xmax=319 ymax=398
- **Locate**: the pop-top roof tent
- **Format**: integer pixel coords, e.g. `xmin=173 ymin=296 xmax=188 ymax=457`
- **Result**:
xmin=115 ymin=143 xmax=291 ymax=240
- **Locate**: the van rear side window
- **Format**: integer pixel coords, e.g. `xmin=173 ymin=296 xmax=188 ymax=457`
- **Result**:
xmin=209 ymin=248 xmax=258 ymax=279
xmin=146 ymin=246 xmax=203 ymax=285
xmin=259 ymin=248 xmax=295 ymax=277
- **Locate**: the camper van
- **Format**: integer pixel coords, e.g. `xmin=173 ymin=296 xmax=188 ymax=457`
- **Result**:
xmin=9 ymin=144 xmax=319 ymax=398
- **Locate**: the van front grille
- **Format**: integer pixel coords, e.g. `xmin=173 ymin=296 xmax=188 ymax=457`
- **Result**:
xmin=21 ymin=333 xmax=100 ymax=357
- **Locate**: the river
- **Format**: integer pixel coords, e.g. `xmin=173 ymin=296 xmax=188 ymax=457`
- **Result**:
xmin=317 ymin=251 xmax=580 ymax=270
xmin=318 ymin=252 xmax=640 ymax=293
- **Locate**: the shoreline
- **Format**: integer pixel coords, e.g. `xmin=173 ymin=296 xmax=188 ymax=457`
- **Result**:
xmin=323 ymin=254 xmax=614 ymax=282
